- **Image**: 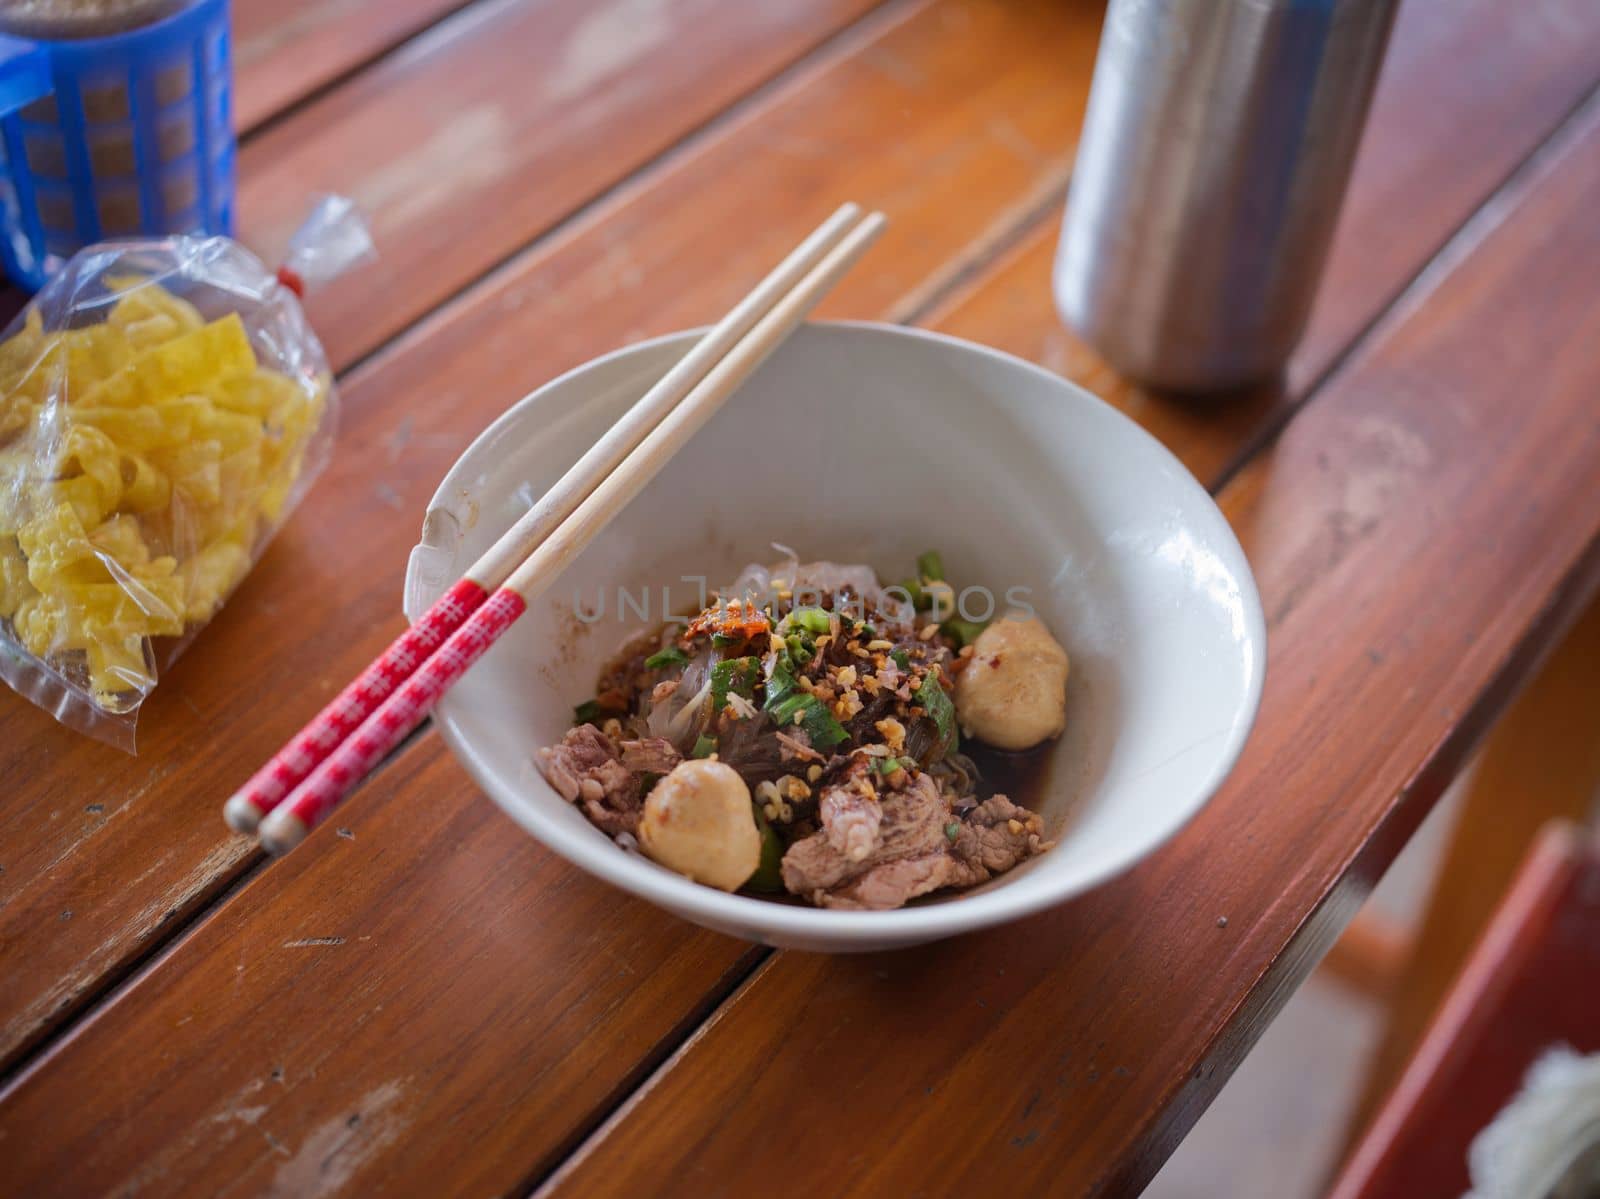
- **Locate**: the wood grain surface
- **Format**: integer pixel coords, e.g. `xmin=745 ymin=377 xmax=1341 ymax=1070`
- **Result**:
xmin=0 ymin=746 xmax=763 ymax=1196
xmin=0 ymin=0 xmax=1109 ymax=1086
xmin=2 ymin=0 xmax=1599 ymax=1193
xmin=540 ymin=92 xmax=1600 ymax=1199
xmin=234 ymin=0 xmax=889 ymax=368
xmin=233 ymin=0 xmax=479 ymax=132
xmin=917 ymin=0 xmax=1600 ymax=485
xmin=0 ymin=0 xmax=910 ymax=1074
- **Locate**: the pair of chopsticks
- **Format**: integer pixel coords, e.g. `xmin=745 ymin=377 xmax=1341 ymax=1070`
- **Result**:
xmin=226 ymin=203 xmax=887 ymax=854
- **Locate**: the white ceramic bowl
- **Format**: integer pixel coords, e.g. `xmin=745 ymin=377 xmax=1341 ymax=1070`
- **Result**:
xmin=404 ymin=322 xmax=1265 ymax=952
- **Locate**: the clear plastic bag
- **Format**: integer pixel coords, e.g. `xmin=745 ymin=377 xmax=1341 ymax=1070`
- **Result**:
xmin=0 ymin=198 xmax=374 ymax=749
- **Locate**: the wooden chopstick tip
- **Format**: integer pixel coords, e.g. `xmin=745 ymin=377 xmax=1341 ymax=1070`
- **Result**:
xmin=832 ymin=209 xmax=889 ymax=258
xmin=223 ymin=793 xmax=265 ymax=835
xmin=257 ymin=809 xmax=309 ymax=856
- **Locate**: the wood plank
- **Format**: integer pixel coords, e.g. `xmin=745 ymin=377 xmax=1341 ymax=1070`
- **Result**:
xmin=1330 ymin=822 xmax=1600 ymax=1199
xmin=539 ymin=93 xmax=1600 ymax=1199
xmin=0 ymin=745 xmax=763 ymax=1196
xmin=0 ymin=0 xmax=471 ymax=303
xmin=0 ymin=0 xmax=910 ymax=1075
xmin=0 ymin=0 xmax=1110 ymax=1101
xmin=233 ymin=0 xmax=477 ymax=133
xmin=2 ymin=0 xmax=1596 ymax=1185
xmin=234 ymin=0 xmax=889 ymax=370
xmin=1343 ymin=593 xmax=1600 ymax=1140
xmin=0 ymin=3 xmax=1116 ymax=1186
xmin=916 ymin=0 xmax=1600 ymax=483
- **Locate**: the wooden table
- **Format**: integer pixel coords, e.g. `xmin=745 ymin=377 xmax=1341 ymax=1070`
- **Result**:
xmin=2 ymin=1 xmax=1598 ymax=1194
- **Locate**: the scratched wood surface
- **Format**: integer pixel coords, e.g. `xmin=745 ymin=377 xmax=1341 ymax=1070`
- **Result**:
xmin=0 ymin=0 xmax=1106 ymax=1083
xmin=1 ymin=0 xmax=1575 ymax=1086
xmin=0 ymin=1 xmax=1119 ymax=1175
xmin=232 ymin=0 xmax=477 ymax=132
xmin=0 ymin=0 xmax=895 ymax=1073
xmin=1 ymin=0 xmax=1599 ymax=1194
xmin=918 ymin=0 xmax=1600 ymax=486
xmin=542 ymin=92 xmax=1600 ymax=1198
xmin=0 ymin=747 xmax=764 ymax=1196
xmin=235 ymin=0 xmax=888 ymax=369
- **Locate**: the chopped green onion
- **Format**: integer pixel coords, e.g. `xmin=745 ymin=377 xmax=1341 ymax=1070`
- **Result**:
xmin=941 ymin=617 xmax=989 ymax=648
xmin=787 ymin=632 xmax=815 ymax=667
xmin=915 ymin=674 xmax=958 ymax=757
xmin=944 ymin=821 xmax=960 ymax=842
xmin=767 ymin=691 xmax=849 ymax=751
xmin=874 ymin=756 xmax=901 ymax=775
xmin=766 ymin=655 xmax=799 ymax=708
xmin=574 ymin=699 xmax=605 ymax=724
xmin=711 ymin=631 xmax=742 ymax=649
xmin=644 ymin=645 xmax=689 ymax=670
xmin=691 ymin=734 xmax=718 ymax=759
xmin=791 ymin=606 xmax=831 ymax=635
xmin=857 ymin=625 xmax=876 ymax=642
xmin=710 ymin=656 xmax=760 ymax=713
xmin=890 ymin=649 xmax=911 ymax=670
xmin=897 ymin=577 xmax=926 ymax=608
xmin=745 ymin=806 xmax=785 ymax=892
xmin=922 ymin=580 xmax=955 ymax=622
xmin=917 ymin=550 xmax=945 ymax=582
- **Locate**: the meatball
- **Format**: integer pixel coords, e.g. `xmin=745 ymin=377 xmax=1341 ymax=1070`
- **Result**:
xmin=954 ymin=616 xmax=1069 ymax=750
xmin=638 ymin=759 xmax=761 ymax=891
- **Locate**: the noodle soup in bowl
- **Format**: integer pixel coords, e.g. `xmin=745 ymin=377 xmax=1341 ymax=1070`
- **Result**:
xmin=404 ymin=322 xmax=1265 ymax=952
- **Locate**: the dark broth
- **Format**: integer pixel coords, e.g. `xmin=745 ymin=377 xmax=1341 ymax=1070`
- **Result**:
xmin=964 ymin=740 xmax=1054 ymax=810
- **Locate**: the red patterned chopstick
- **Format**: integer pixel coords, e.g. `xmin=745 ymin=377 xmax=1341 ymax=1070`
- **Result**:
xmin=251 ymin=209 xmax=887 ymax=854
xmin=223 ymin=579 xmax=488 ymax=833
xmin=223 ymin=204 xmax=869 ymax=839
xmin=256 ymin=588 xmax=526 ymax=851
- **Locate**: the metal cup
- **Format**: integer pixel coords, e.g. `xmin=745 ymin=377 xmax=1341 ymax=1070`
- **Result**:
xmin=1055 ymin=0 xmax=1399 ymax=392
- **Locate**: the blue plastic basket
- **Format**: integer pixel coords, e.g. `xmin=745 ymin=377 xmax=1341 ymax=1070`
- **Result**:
xmin=0 ymin=0 xmax=233 ymax=291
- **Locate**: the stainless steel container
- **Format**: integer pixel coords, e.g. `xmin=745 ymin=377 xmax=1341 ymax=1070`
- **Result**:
xmin=1055 ymin=0 xmax=1400 ymax=392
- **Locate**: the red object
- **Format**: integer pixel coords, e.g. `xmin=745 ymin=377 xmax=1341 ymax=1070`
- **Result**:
xmin=226 ymin=578 xmax=489 ymax=828
xmin=1330 ymin=822 xmax=1600 ymax=1198
xmin=275 ymin=266 xmax=306 ymax=297
xmin=268 ymin=586 xmax=528 ymax=836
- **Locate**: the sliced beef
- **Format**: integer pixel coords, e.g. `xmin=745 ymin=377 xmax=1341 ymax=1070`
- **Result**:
xmin=781 ymin=772 xmax=949 ymax=903
xmin=536 ymin=723 xmax=614 ymax=800
xmin=536 ymin=724 xmax=645 ymax=836
xmin=822 ymin=853 xmax=956 ymax=909
xmin=819 ymin=776 xmax=882 ymax=863
xmin=781 ymin=774 xmax=1050 ymax=910
xmin=778 ymin=833 xmax=853 ymax=896
xmin=949 ymin=794 xmax=1049 ymax=879
xmin=618 ymin=737 xmax=681 ymax=775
